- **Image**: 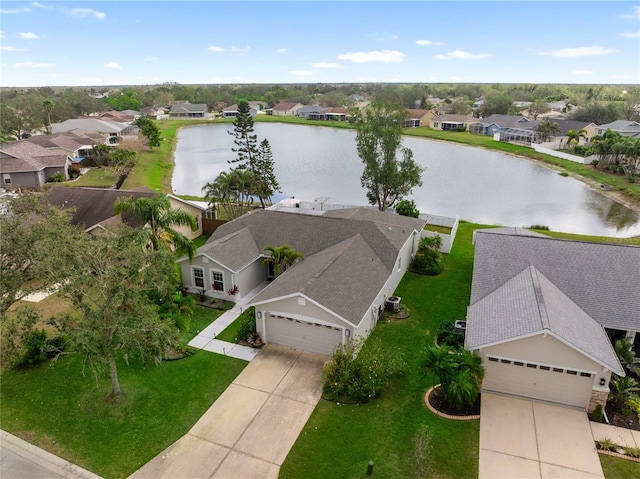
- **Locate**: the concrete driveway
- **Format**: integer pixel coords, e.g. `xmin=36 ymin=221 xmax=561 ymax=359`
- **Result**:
xmin=129 ymin=345 xmax=326 ymax=479
xmin=479 ymin=393 xmax=604 ymax=479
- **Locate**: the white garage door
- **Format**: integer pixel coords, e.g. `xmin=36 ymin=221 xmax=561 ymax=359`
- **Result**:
xmin=482 ymin=357 xmax=594 ymax=409
xmin=265 ymin=314 xmax=343 ymax=355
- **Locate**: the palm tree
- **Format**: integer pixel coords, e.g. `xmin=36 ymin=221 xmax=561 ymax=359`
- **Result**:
xmin=42 ymin=99 xmax=54 ymax=133
xmin=609 ymin=375 xmax=640 ymax=410
xmin=534 ymin=119 xmax=560 ymax=143
xmin=262 ymin=244 xmax=304 ymax=277
xmin=423 ymin=344 xmax=454 ymax=390
xmin=113 ymin=194 xmax=198 ymax=259
xmin=615 ymin=338 xmax=640 ymax=375
xmin=203 ymin=169 xmax=254 ymax=220
xmin=566 ymin=128 xmax=587 ymax=150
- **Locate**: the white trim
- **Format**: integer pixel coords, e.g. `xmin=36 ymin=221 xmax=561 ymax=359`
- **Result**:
xmin=191 ymin=265 xmax=205 ymax=289
xmin=210 ymin=268 xmax=225 ymax=293
xmin=484 ymin=354 xmax=597 ymax=376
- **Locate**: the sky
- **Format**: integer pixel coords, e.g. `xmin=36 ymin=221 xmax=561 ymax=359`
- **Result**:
xmin=0 ymin=1 xmax=639 ymax=87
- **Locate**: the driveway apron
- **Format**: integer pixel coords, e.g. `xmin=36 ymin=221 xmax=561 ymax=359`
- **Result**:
xmin=129 ymin=345 xmax=326 ymax=479
xmin=479 ymin=392 xmax=605 ymax=479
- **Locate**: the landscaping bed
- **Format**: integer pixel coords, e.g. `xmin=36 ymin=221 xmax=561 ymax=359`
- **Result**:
xmin=605 ymin=405 xmax=640 ymax=431
xmin=427 ymin=385 xmax=481 ymax=418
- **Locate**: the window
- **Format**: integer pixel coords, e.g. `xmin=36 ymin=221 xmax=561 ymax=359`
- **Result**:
xmin=433 ymin=122 xmax=439 ymax=128
xmin=566 ymin=370 xmax=577 ymax=375
xmin=193 ymin=267 xmax=205 ymax=288
xmin=2 ymin=174 xmax=11 ymax=185
xmin=488 ymin=357 xmax=499 ymax=362
xmin=514 ymin=361 xmax=524 ymax=367
xmin=210 ymin=270 xmax=224 ymax=292
xmin=540 ymin=365 xmax=550 ymax=371
xmin=580 ymin=372 xmax=592 ymax=378
xmin=526 ymin=364 xmax=537 ymax=368
xmin=500 ymin=359 xmax=511 ymax=364
xmin=553 ymin=367 xmax=564 ymax=373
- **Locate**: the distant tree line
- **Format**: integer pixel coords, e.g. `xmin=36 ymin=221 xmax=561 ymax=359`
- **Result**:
xmin=1 ymin=82 xmax=638 ymax=141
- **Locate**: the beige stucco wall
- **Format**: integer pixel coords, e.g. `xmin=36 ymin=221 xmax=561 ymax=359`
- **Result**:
xmin=168 ymin=197 xmax=203 ymax=240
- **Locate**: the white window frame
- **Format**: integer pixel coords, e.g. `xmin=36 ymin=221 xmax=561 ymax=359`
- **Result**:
xmin=210 ymin=269 xmax=224 ymax=293
xmin=192 ymin=266 xmax=205 ymax=289
xmin=2 ymin=174 xmax=11 ymax=185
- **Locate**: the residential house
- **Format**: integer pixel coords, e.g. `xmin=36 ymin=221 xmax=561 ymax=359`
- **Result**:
xmin=468 ymin=114 xmax=529 ymax=136
xmin=46 ymin=186 xmax=205 ymax=239
xmin=169 ymin=103 xmax=208 ymax=118
xmin=248 ymin=101 xmax=268 ymax=112
xmin=465 ymin=228 xmax=638 ymax=412
xmin=518 ymin=120 xmax=597 ymax=146
xmin=178 ymin=204 xmax=427 ymax=355
xmin=296 ymin=105 xmax=325 ymax=119
xmin=80 ymin=110 xmax=138 ymax=123
xmin=270 ymin=102 xmax=303 ymax=117
xmin=0 ymin=141 xmax=71 ymax=189
xmin=51 ymin=119 xmax=138 ymax=144
xmin=140 ymin=106 xmax=168 ymax=118
xmin=429 ymin=114 xmax=480 ymax=131
xmin=595 ymin=120 xmax=640 ymax=137
xmin=404 ymin=109 xmax=437 ymax=127
xmin=23 ymin=131 xmax=110 ymax=167
xmin=221 ymin=104 xmax=257 ymax=118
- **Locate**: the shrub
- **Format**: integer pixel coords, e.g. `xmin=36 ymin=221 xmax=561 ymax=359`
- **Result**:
xmin=573 ymin=144 xmax=591 ymax=157
xmin=436 ymin=322 xmax=464 ymax=348
xmin=598 ymin=437 xmax=619 ymax=452
xmin=46 ymin=172 xmax=66 ymax=183
xmin=626 ymin=395 xmax=640 ymax=423
xmin=236 ymin=307 xmax=256 ymax=341
xmin=590 ymin=404 xmax=604 ymax=423
xmin=396 ymin=199 xmax=420 ymax=218
xmin=528 ymin=225 xmax=549 ymax=230
xmin=624 ymin=446 xmax=640 ymax=458
xmin=323 ymin=337 xmax=405 ymax=403
xmin=410 ymin=236 xmax=445 ymax=276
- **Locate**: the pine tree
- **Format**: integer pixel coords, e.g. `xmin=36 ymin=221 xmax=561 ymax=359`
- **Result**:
xmin=228 ymin=100 xmax=258 ymax=171
xmin=254 ymin=139 xmax=280 ymax=207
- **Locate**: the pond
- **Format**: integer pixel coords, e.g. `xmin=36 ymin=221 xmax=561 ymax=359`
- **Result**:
xmin=172 ymin=123 xmax=640 ymax=237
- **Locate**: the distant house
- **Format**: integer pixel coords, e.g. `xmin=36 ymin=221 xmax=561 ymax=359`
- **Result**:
xmin=140 ymin=106 xmax=168 ymax=117
xmin=307 ymin=107 xmax=348 ymax=121
xmin=46 ymin=186 xmax=205 ymax=239
xmin=81 ymin=110 xmax=138 ymax=123
xmin=0 ymin=141 xmax=71 ymax=189
xmin=270 ymin=102 xmax=303 ymax=117
xmin=169 ymin=103 xmax=208 ymax=118
xmin=429 ymin=114 xmax=480 ymax=131
xmin=221 ymin=104 xmax=257 ymax=118
xmin=469 ymin=114 xmax=529 ymax=136
xmin=595 ymin=120 xmax=640 ymax=137
xmin=248 ymin=101 xmax=268 ymax=112
xmin=404 ymin=109 xmax=436 ymax=127
xmin=296 ymin=105 xmax=325 ymax=119
xmin=466 ymin=228 xmax=636 ymax=412
xmin=51 ymin=119 xmax=138 ymax=144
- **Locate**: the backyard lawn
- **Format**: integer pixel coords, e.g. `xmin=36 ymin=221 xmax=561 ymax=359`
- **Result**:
xmin=0 ymin=304 xmax=246 ymax=479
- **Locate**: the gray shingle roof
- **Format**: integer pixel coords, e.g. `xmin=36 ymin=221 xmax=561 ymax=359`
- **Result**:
xmin=170 ymin=103 xmax=207 ymax=114
xmin=467 ymin=265 xmax=623 ymax=375
xmin=0 ymin=142 xmax=68 ymax=173
xmin=198 ymin=227 xmax=260 ymax=272
xmin=471 ymin=230 xmax=640 ymax=332
xmin=251 ymin=234 xmax=390 ymax=325
xmin=51 ymin=119 xmax=129 ymax=134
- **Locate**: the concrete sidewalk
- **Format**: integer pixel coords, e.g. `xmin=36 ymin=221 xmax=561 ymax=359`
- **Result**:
xmin=0 ymin=430 xmax=102 ymax=479
xmin=129 ymin=345 xmax=327 ymax=479
xmin=188 ymin=281 xmax=269 ymax=361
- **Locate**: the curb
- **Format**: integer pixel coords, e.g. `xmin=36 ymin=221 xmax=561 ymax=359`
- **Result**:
xmin=424 ymin=386 xmax=480 ymax=421
xmin=1 ymin=430 xmax=103 ymax=479
xmin=596 ymin=448 xmax=640 ymax=463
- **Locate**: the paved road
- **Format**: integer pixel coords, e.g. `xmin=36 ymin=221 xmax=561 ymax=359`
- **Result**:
xmin=0 ymin=430 xmax=102 ymax=479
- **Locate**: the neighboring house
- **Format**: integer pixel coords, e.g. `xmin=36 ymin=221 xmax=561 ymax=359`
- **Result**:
xmin=23 ymin=131 xmax=109 ymax=166
xmin=305 ymin=107 xmax=348 ymax=121
xmin=169 ymin=103 xmax=208 ymax=118
xmin=429 ymin=114 xmax=480 ymax=131
xmin=80 ymin=110 xmax=138 ymax=123
xmin=517 ymin=120 xmax=597 ymax=146
xmin=469 ymin=114 xmax=529 ymax=136
xmin=270 ymin=102 xmax=303 ymax=116
xmin=140 ymin=106 xmax=168 ymax=117
xmin=45 ymin=186 xmax=205 ymax=239
xmin=0 ymin=141 xmax=71 ymax=189
xmin=178 ymin=205 xmax=427 ymax=355
xmin=465 ymin=228 xmax=637 ymax=412
xmin=221 ymin=104 xmax=257 ymax=118
xmin=296 ymin=105 xmax=325 ymax=119
xmin=405 ymin=109 xmax=436 ymax=127
xmin=248 ymin=101 xmax=268 ymax=112
xmin=594 ymin=120 xmax=640 ymax=137
xmin=51 ymin=119 xmax=138 ymax=143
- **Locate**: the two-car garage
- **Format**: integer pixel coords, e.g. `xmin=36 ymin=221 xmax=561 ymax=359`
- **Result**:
xmin=263 ymin=313 xmax=344 ymax=356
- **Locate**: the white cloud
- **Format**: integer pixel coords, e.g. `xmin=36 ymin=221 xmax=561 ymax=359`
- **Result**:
xmin=16 ymin=61 xmax=55 ymax=68
xmin=537 ymin=46 xmax=616 ymax=57
xmin=622 ymin=6 xmax=640 ymax=19
xmin=290 ymin=70 xmax=312 ymax=76
xmin=620 ymin=31 xmax=640 ymax=38
xmin=311 ymin=62 xmax=343 ymax=69
xmin=277 ymin=48 xmax=289 ymax=54
xmin=1 ymin=46 xmax=26 ymax=51
xmin=208 ymin=46 xmax=224 ymax=52
xmin=0 ymin=7 xmax=30 ymax=14
xmin=337 ymin=50 xmax=405 ymax=63
xmin=231 ymin=45 xmax=251 ymax=53
xmin=435 ymin=50 xmax=492 ymax=60
xmin=416 ymin=39 xmax=444 ymax=46
xmin=32 ymin=2 xmax=52 ymax=9
xmin=573 ymin=70 xmax=593 ymax=76
xmin=105 ymin=61 xmax=122 ymax=69
xmin=20 ymin=32 xmax=39 ymax=39
xmin=71 ymin=8 xmax=106 ymax=19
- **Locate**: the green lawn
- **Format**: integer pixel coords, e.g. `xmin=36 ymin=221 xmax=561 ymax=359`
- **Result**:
xmin=280 ymin=221 xmax=485 ymax=479
xmin=0 ymin=304 xmax=244 ymax=479
xmin=600 ymin=455 xmax=640 ymax=478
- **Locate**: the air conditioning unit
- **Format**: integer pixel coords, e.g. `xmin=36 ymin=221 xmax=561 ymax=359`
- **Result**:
xmin=385 ymin=296 xmax=401 ymax=312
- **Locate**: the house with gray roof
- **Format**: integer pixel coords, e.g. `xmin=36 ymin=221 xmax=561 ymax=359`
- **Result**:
xmin=468 ymin=114 xmax=529 ymax=136
xmin=0 ymin=141 xmax=71 ymax=189
xmin=465 ymin=228 xmax=637 ymax=412
xmin=51 ymin=119 xmax=138 ymax=143
xmin=178 ymin=205 xmax=427 ymax=355
xmin=595 ymin=120 xmax=640 ymax=137
xmin=169 ymin=103 xmax=208 ymax=118
xmin=428 ymin=114 xmax=480 ymax=131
